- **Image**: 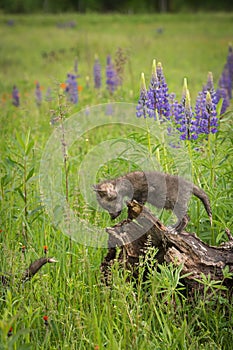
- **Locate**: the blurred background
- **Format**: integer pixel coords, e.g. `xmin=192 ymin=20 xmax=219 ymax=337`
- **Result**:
xmin=0 ymin=0 xmax=233 ymax=14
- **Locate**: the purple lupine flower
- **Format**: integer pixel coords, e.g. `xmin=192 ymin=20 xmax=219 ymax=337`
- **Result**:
xmin=169 ymin=93 xmax=179 ymax=118
xmin=196 ymin=91 xmax=218 ymax=135
xmin=147 ymin=60 xmax=170 ymax=121
xmin=136 ymin=73 xmax=149 ymax=118
xmin=218 ymin=64 xmax=231 ymax=100
xmin=216 ymin=87 xmax=230 ymax=114
xmin=35 ymin=82 xmax=42 ymax=106
xmin=93 ymin=56 xmax=101 ymax=89
xmin=204 ymin=72 xmax=218 ymax=105
xmin=12 ymin=85 xmax=20 ymax=107
xmin=227 ymin=44 xmax=233 ymax=99
xmin=174 ymin=79 xmax=198 ymax=140
xmin=106 ymin=55 xmax=118 ymax=93
xmin=204 ymin=71 xmax=228 ymax=115
xmin=65 ymin=73 xmax=78 ymax=104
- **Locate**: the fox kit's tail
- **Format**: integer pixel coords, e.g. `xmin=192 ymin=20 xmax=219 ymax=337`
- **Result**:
xmin=193 ymin=185 xmax=212 ymax=225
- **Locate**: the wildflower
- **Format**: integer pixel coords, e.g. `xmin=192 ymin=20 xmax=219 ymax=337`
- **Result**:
xmin=106 ymin=55 xmax=117 ymax=93
xmin=94 ymin=346 xmax=100 ymax=350
xmin=174 ymin=79 xmax=198 ymax=140
xmin=227 ymin=43 xmax=233 ymax=99
xmin=65 ymin=73 xmax=78 ymax=104
xmin=216 ymin=44 xmax=233 ymax=111
xmin=136 ymin=73 xmax=149 ymax=118
xmin=205 ymin=72 xmax=214 ymax=92
xmin=12 ymin=85 xmax=19 ymax=107
xmin=35 ymin=82 xmax=42 ymax=106
xmin=21 ymin=245 xmax=26 ymax=254
xmin=43 ymin=245 xmax=48 ymax=255
xmin=7 ymin=327 xmax=13 ymax=337
xmin=216 ymin=87 xmax=230 ymax=114
xmin=147 ymin=60 xmax=170 ymax=120
xmin=60 ymin=82 xmax=66 ymax=90
xmin=196 ymin=91 xmax=218 ymax=135
xmin=43 ymin=315 xmax=49 ymax=326
xmin=216 ymin=63 xmax=231 ymax=114
xmin=93 ymin=56 xmax=101 ymax=89
xmin=218 ymin=64 xmax=231 ymax=100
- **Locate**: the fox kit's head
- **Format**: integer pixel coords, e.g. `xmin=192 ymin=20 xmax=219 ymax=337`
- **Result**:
xmin=93 ymin=181 xmax=124 ymax=219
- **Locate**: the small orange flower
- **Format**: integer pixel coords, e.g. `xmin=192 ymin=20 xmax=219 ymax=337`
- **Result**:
xmin=60 ymin=82 xmax=67 ymax=89
xmin=22 ymin=245 xmax=26 ymax=253
xmin=43 ymin=245 xmax=48 ymax=254
xmin=78 ymin=85 xmax=83 ymax=91
xmin=94 ymin=346 xmax=100 ymax=350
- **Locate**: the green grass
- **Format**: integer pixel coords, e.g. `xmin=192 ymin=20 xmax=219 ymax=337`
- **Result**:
xmin=0 ymin=12 xmax=233 ymax=349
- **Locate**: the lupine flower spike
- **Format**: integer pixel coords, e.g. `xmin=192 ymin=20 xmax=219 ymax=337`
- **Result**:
xmin=226 ymin=43 xmax=233 ymax=99
xmin=106 ymin=55 xmax=117 ymax=93
xmin=12 ymin=85 xmax=20 ymax=107
xmin=35 ymin=82 xmax=42 ymax=106
xmin=93 ymin=55 xmax=101 ymax=89
xmin=155 ymin=62 xmax=170 ymax=119
xmin=147 ymin=60 xmax=170 ymax=120
xmin=174 ymin=79 xmax=198 ymax=140
xmin=65 ymin=73 xmax=78 ymax=104
xmin=136 ymin=73 xmax=149 ymax=118
xmin=199 ymin=91 xmax=218 ymax=135
xmin=147 ymin=59 xmax=158 ymax=119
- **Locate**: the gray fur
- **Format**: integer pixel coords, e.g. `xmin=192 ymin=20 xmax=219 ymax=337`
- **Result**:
xmin=93 ymin=171 xmax=212 ymax=232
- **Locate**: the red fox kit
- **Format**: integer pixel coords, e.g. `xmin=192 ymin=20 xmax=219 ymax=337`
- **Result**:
xmin=94 ymin=171 xmax=212 ymax=232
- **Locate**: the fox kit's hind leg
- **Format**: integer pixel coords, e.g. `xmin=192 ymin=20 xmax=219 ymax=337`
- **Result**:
xmin=174 ymin=214 xmax=190 ymax=233
xmin=172 ymin=200 xmax=190 ymax=233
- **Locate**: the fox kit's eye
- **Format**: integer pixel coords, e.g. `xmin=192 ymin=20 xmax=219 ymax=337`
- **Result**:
xmin=93 ymin=186 xmax=107 ymax=198
xmin=98 ymin=190 xmax=107 ymax=198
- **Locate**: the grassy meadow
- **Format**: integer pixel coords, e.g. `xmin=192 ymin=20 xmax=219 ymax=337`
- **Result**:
xmin=0 ymin=12 xmax=233 ymax=349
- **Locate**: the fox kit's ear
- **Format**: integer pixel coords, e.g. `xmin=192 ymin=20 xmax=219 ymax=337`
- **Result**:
xmin=93 ymin=183 xmax=117 ymax=199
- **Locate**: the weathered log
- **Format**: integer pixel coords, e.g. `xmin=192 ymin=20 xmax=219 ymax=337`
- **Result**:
xmin=101 ymin=200 xmax=233 ymax=296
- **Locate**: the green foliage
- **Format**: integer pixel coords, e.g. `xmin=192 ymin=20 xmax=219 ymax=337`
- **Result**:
xmin=0 ymin=13 xmax=233 ymax=349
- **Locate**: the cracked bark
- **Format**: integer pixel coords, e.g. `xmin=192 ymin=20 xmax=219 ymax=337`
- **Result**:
xmin=101 ymin=200 xmax=233 ymax=297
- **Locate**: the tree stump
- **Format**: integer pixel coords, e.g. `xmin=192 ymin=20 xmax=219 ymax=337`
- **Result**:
xmin=101 ymin=200 xmax=233 ymax=297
